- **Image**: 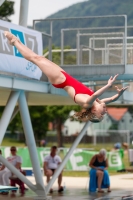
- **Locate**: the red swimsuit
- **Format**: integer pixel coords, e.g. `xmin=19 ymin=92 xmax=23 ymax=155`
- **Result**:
xmin=52 ymin=71 xmax=94 ymax=103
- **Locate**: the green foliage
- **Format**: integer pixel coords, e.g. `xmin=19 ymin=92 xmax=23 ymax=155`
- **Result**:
xmin=0 ymin=106 xmax=23 ymax=134
xmin=109 ymin=123 xmax=118 ymax=130
xmin=46 ymin=105 xmax=80 ymax=122
xmin=0 ymin=0 xmax=14 ymax=22
xmin=44 ymin=45 xmax=76 ymax=65
xmin=9 ymin=113 xmax=22 ymax=134
xmin=28 ymin=106 xmax=50 ymax=140
xmin=45 ymin=105 xmax=80 ymax=147
xmin=1 ymin=138 xmax=25 ymax=147
xmin=29 ymin=105 xmax=80 ymax=146
xmin=128 ymin=106 xmax=133 ymax=114
xmin=0 ymin=104 xmax=80 ymax=145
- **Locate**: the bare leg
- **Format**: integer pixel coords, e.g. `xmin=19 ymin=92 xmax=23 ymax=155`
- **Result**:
xmin=96 ymin=170 xmax=104 ymax=192
xmin=45 ymin=170 xmax=53 ymax=193
xmin=107 ymin=186 xmax=111 ymax=192
xmin=45 ymin=170 xmax=53 ymax=184
xmin=4 ymin=31 xmax=65 ymax=85
xmin=46 ymin=175 xmax=51 ymax=184
xmin=58 ymin=172 xmax=62 ymax=189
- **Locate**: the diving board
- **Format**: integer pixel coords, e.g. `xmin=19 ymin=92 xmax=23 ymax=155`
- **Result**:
xmin=0 ymin=185 xmax=18 ymax=192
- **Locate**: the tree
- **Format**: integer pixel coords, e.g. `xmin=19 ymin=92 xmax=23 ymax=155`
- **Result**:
xmin=46 ymin=105 xmax=80 ymax=147
xmin=29 ymin=106 xmax=50 ymax=141
xmin=0 ymin=106 xmax=50 ymax=145
xmin=0 ymin=0 xmax=14 ymax=22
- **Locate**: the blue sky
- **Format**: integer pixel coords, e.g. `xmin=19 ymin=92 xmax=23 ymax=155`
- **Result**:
xmin=9 ymin=0 xmax=87 ymax=26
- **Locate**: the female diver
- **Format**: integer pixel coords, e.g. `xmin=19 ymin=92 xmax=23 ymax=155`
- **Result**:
xmin=4 ymin=31 xmax=128 ymax=122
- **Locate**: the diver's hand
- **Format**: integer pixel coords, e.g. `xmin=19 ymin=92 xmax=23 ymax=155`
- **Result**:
xmin=108 ymin=74 xmax=119 ymax=86
xmin=96 ymin=98 xmax=102 ymax=104
xmin=115 ymin=86 xmax=128 ymax=96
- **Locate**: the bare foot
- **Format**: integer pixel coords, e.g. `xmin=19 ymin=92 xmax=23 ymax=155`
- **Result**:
xmin=58 ymin=186 xmax=64 ymax=193
xmin=4 ymin=31 xmax=20 ymax=46
xmin=98 ymin=190 xmax=104 ymax=193
xmin=10 ymin=193 xmax=16 ymax=198
xmin=49 ymin=188 xmax=53 ymax=193
xmin=19 ymin=193 xmax=25 ymax=197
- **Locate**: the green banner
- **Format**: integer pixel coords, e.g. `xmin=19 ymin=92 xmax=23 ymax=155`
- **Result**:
xmin=63 ymin=149 xmax=125 ymax=171
xmin=0 ymin=147 xmax=124 ymax=171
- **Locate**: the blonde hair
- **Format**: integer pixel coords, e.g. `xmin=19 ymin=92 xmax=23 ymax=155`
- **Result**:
xmin=71 ymin=108 xmax=103 ymax=123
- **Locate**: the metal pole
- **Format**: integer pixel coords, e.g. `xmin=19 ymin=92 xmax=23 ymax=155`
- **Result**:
xmin=0 ymin=91 xmax=20 ymax=144
xmin=0 ymin=0 xmax=5 ymax=6
xmin=19 ymin=0 xmax=29 ymax=27
xmin=10 ymin=106 xmax=19 ymax=123
xmin=18 ymin=91 xmax=47 ymax=197
xmin=92 ymin=36 xmax=95 ymax=64
xmin=76 ymin=31 xmax=80 ymax=65
xmin=80 ymin=45 xmax=83 ymax=65
xmin=89 ymin=38 xmax=92 ymax=65
xmin=48 ymin=21 xmax=53 ymax=61
xmin=48 ymin=37 xmax=52 ymax=61
xmin=105 ymin=39 xmax=107 ymax=64
xmin=46 ymin=121 xmax=91 ymax=194
xmin=124 ymin=15 xmax=127 ymax=66
xmin=61 ymin=29 xmax=64 ymax=66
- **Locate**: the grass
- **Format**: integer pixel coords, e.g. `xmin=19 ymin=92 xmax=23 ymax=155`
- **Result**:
xmin=1 ymin=138 xmax=26 ymax=147
xmin=62 ymin=171 xmax=128 ymax=177
xmin=48 ymin=142 xmax=132 ymax=152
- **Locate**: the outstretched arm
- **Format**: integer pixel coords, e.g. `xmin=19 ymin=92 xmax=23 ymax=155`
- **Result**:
xmin=86 ymin=74 xmax=119 ymax=105
xmin=101 ymin=86 xmax=128 ymax=104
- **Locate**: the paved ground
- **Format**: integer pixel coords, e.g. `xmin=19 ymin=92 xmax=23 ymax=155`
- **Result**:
xmin=0 ymin=173 xmax=133 ymax=199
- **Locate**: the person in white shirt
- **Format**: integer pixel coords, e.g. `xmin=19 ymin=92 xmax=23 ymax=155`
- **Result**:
xmin=43 ymin=146 xmax=63 ymax=193
xmin=0 ymin=146 xmax=22 ymax=195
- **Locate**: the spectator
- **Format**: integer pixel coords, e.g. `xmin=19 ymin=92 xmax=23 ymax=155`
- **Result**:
xmin=112 ymin=142 xmax=128 ymax=172
xmin=114 ymin=142 xmax=121 ymax=150
xmin=0 ymin=146 xmax=22 ymax=195
xmin=40 ymin=139 xmax=46 ymax=147
xmin=43 ymin=146 xmax=63 ymax=193
xmin=89 ymin=149 xmax=111 ymax=193
xmin=113 ymin=142 xmax=128 ymax=157
xmin=112 ymin=142 xmax=124 ymax=159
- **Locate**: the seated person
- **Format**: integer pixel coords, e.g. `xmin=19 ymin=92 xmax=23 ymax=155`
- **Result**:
xmin=0 ymin=146 xmax=22 ymax=195
xmin=43 ymin=146 xmax=63 ymax=193
xmin=89 ymin=148 xmax=111 ymax=193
